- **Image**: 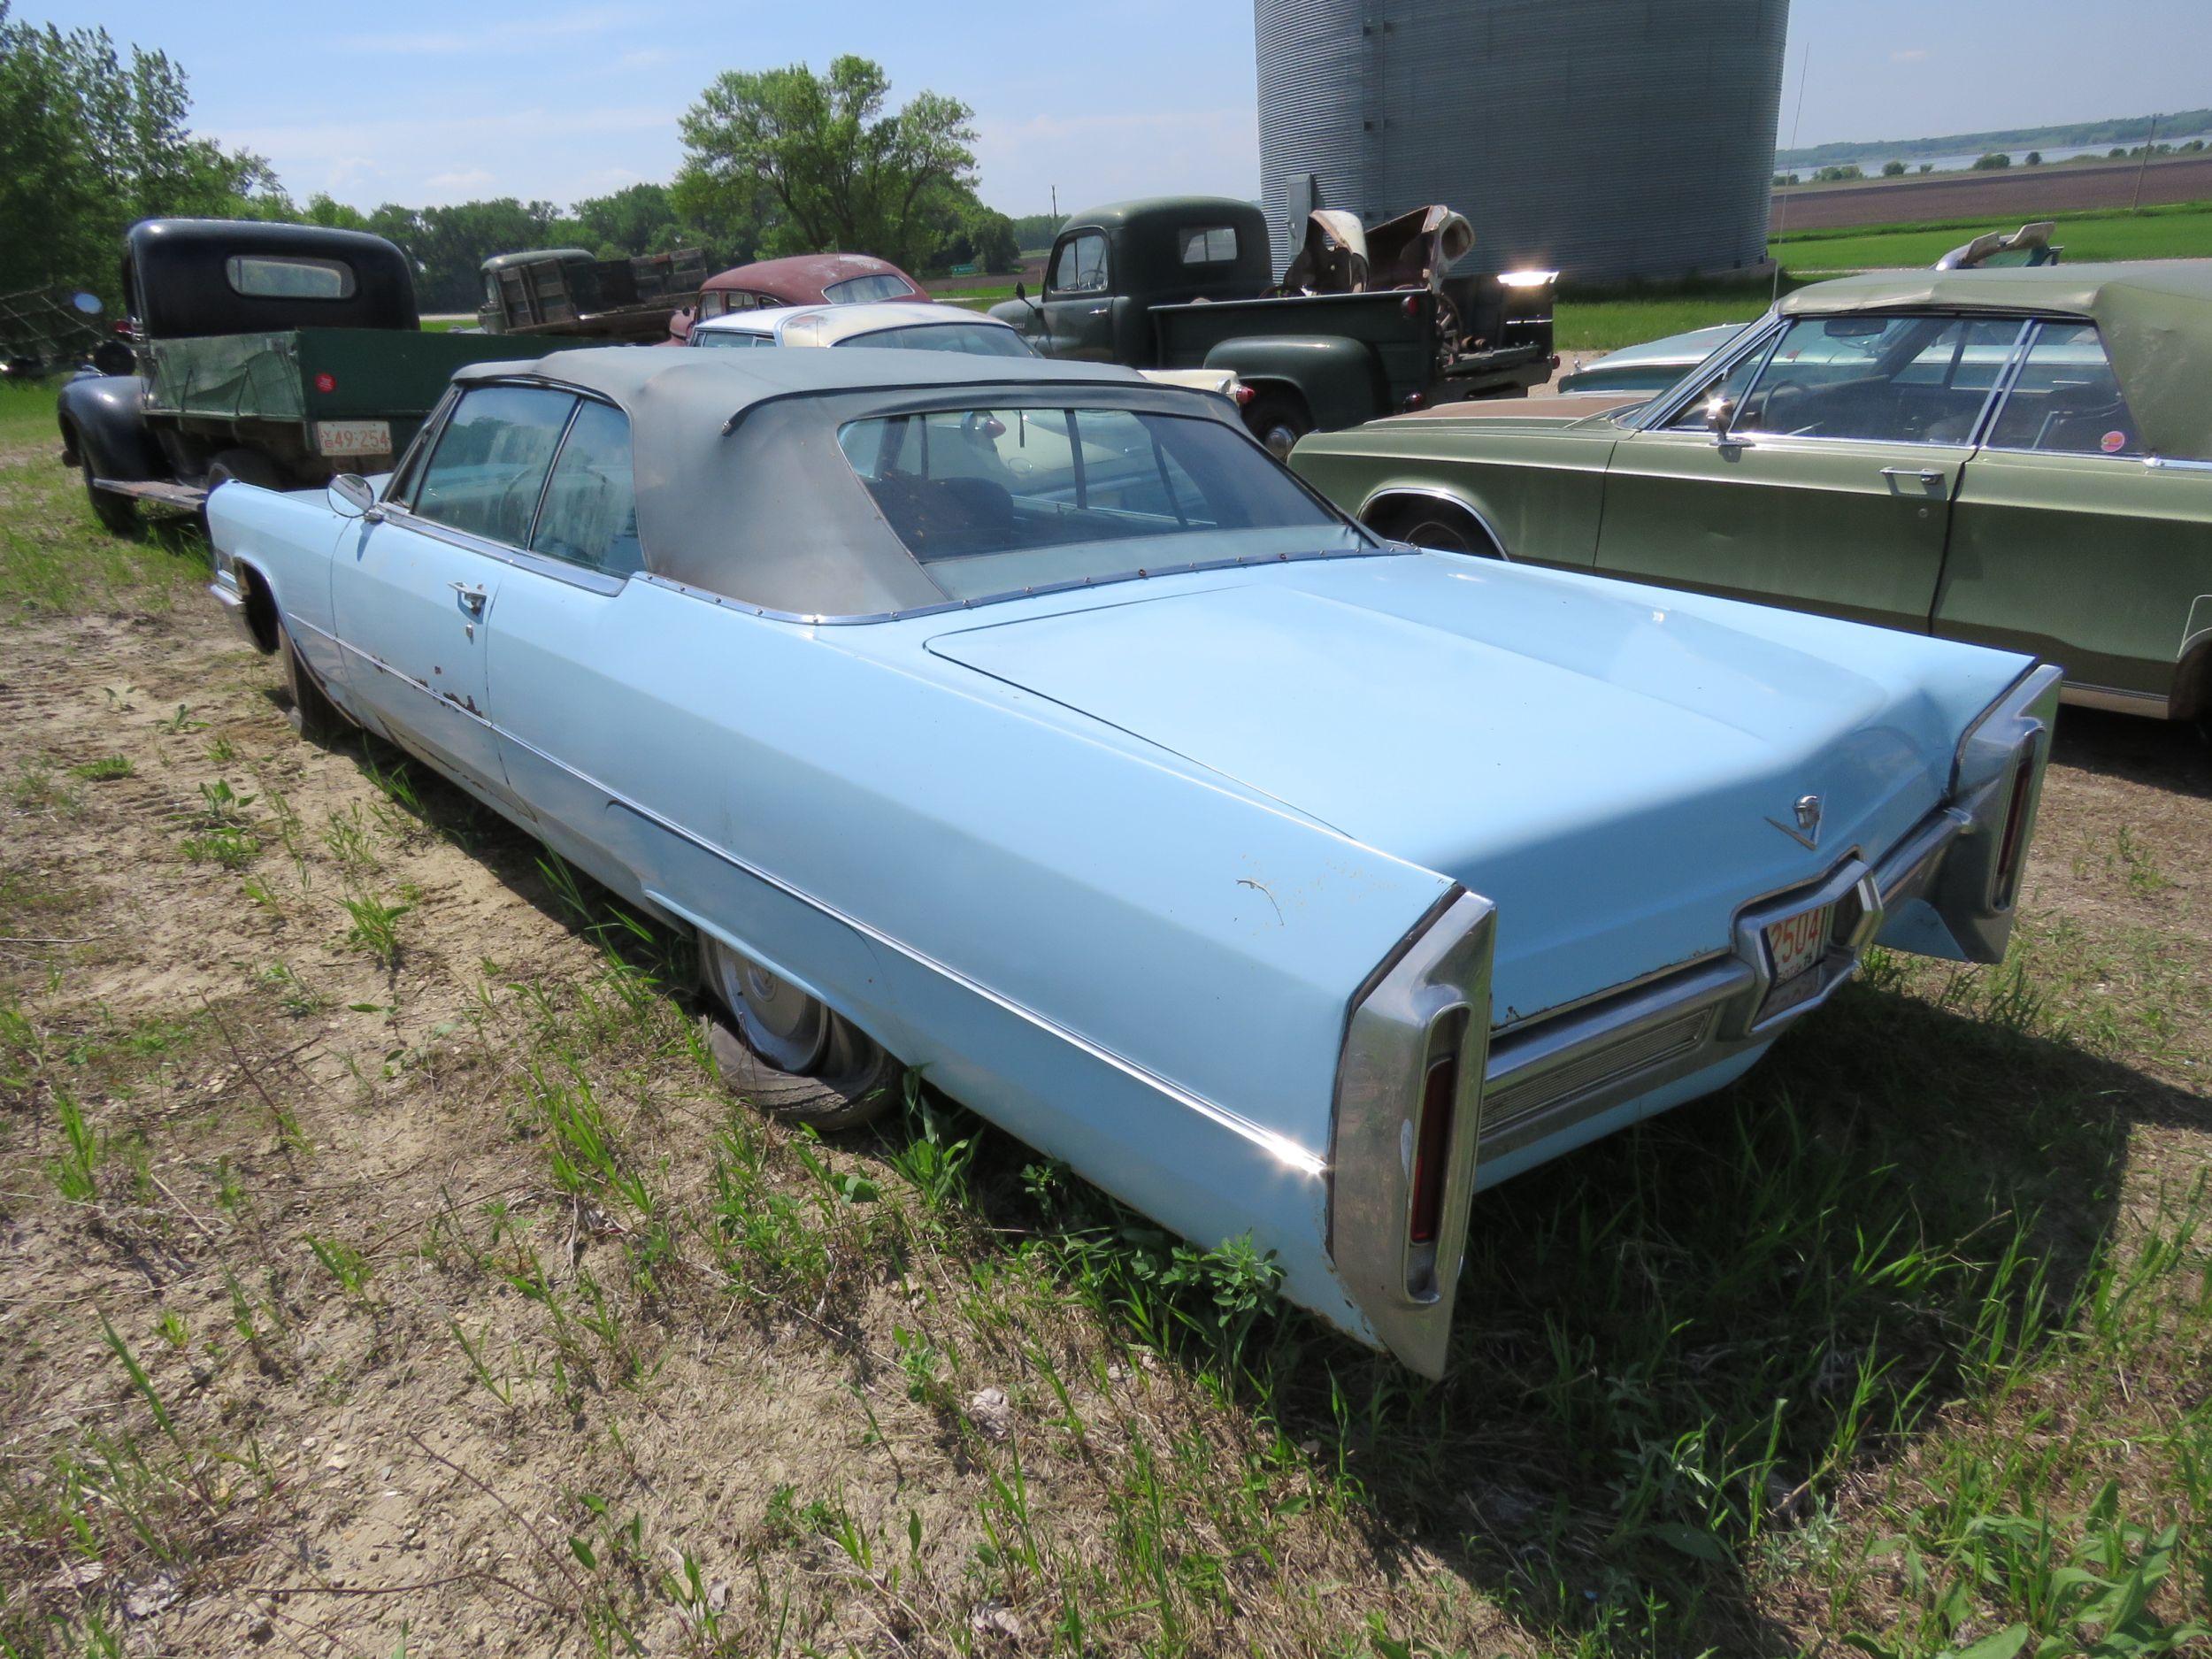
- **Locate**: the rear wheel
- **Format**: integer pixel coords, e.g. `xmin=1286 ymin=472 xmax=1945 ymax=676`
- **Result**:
xmin=205 ymin=448 xmax=285 ymax=494
xmin=1243 ymin=390 xmax=1313 ymax=461
xmin=1371 ymin=497 xmax=1504 ymax=558
xmin=699 ymin=936 xmax=901 ymax=1131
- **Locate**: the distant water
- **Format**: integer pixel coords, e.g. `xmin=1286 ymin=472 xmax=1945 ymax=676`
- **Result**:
xmin=1785 ymin=135 xmax=2211 ymax=178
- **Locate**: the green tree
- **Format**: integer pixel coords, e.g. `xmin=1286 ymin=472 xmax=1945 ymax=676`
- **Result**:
xmin=1971 ymin=150 xmax=2012 ymax=170
xmin=1881 ymin=158 xmax=1907 ymax=177
xmin=568 ymin=181 xmax=681 ymax=258
xmin=1010 ymin=211 xmax=1066 ymax=253
xmin=676 ymin=55 xmax=978 ymax=273
xmin=0 ymin=1 xmax=273 ymax=303
xmin=2024 ymin=150 xmax=2043 ymax=165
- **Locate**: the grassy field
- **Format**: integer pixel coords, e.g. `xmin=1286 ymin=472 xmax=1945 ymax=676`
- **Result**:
xmin=2 ymin=379 xmax=2208 ymax=1656
xmin=1775 ymin=202 xmax=2212 ymax=273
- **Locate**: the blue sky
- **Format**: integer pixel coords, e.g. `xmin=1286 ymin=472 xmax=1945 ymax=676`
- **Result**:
xmin=23 ymin=1 xmax=2212 ymax=215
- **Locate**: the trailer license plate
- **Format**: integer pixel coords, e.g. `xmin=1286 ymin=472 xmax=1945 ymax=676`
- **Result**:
xmin=316 ymin=419 xmax=390 ymax=457
xmin=1758 ymin=902 xmax=1834 ymax=1021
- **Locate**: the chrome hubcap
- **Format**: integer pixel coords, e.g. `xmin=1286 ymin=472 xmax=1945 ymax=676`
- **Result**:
xmin=1262 ymin=424 xmax=1299 ymax=460
xmin=708 ymin=942 xmax=828 ymax=1073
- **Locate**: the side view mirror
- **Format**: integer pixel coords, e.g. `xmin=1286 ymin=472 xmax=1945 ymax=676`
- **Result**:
xmin=1704 ymin=395 xmax=1740 ymax=439
xmin=327 ymin=474 xmax=379 ymax=518
xmin=1013 ymin=280 xmax=1027 ymax=303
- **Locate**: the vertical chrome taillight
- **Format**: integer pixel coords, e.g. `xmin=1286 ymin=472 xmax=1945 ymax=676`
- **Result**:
xmin=1328 ymin=888 xmax=1495 ymax=1379
xmin=1929 ymin=664 xmax=2062 ymax=962
xmin=1991 ymin=740 xmax=2042 ymax=911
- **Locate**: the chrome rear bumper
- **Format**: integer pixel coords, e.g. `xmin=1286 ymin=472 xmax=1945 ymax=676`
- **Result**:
xmin=1326 ymin=664 xmax=2062 ymax=1374
xmin=1477 ymin=663 xmax=2062 ymax=1172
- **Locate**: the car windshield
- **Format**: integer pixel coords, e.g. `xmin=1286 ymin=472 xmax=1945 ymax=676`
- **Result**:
xmin=835 ymin=322 xmax=1035 ymax=357
xmin=823 ymin=273 xmax=915 ymax=304
xmin=836 ymin=405 xmax=1368 ymax=603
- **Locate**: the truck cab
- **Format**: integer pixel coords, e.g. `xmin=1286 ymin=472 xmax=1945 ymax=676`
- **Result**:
xmin=994 ymin=196 xmax=1555 ymax=456
xmin=995 ymin=197 xmax=1274 ymax=366
xmin=58 ymin=219 xmax=524 ymax=533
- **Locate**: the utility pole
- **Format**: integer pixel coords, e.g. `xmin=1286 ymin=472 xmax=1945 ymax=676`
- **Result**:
xmin=2131 ymin=112 xmax=2160 ymax=212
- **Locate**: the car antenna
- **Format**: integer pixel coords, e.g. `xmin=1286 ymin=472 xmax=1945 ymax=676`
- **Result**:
xmin=1772 ymin=35 xmax=1809 ymax=311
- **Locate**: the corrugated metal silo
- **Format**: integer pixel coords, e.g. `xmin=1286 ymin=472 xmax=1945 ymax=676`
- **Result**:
xmin=1256 ymin=0 xmax=1791 ymax=282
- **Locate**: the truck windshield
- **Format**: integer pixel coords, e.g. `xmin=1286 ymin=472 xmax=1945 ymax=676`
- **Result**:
xmin=836 ymin=406 xmax=1368 ymax=602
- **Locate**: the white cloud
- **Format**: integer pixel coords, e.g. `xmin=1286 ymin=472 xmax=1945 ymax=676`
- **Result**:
xmin=1890 ymin=48 xmax=1931 ymax=63
xmin=426 ymin=167 xmax=498 ymax=192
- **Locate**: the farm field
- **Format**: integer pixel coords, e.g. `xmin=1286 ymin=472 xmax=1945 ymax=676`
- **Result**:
xmin=1770 ymin=152 xmax=2212 ymax=231
xmin=2 ymin=378 xmax=2208 ymax=1657
xmin=1775 ymin=203 xmax=2212 ymax=273
xmin=1550 ymin=204 xmax=2212 ymax=357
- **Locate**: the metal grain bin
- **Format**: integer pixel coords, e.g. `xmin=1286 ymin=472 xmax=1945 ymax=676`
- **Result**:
xmin=1256 ymin=0 xmax=1790 ymax=282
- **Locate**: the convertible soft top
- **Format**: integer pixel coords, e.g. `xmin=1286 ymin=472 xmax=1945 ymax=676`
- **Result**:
xmin=1779 ymin=261 xmax=2212 ymax=462
xmin=449 ymin=347 xmax=1233 ymax=618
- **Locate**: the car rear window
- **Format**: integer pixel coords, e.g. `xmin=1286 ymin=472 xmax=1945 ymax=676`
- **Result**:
xmin=823 ymin=273 xmax=915 ymax=304
xmin=836 ymin=322 xmax=1035 ymax=358
xmin=835 ymin=405 xmax=1365 ymax=602
xmin=226 ymin=255 xmax=356 ymax=300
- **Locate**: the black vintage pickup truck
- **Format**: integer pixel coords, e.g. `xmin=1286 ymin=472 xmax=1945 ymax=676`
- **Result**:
xmin=990 ymin=196 xmax=1556 ymax=455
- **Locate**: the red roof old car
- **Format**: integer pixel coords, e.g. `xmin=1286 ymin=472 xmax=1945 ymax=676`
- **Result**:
xmin=667 ymin=252 xmax=928 ymax=342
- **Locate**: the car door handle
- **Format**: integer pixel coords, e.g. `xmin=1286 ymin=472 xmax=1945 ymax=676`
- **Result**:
xmin=449 ymin=580 xmax=488 ymax=617
xmin=1880 ymin=466 xmax=1944 ymax=486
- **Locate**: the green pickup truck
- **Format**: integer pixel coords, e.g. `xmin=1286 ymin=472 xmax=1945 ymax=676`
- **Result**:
xmin=58 ymin=219 xmax=526 ymax=533
xmin=990 ymin=196 xmax=1556 ymax=455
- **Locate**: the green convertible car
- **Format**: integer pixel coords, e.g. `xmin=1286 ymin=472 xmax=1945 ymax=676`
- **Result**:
xmin=1292 ymin=262 xmax=2212 ymax=720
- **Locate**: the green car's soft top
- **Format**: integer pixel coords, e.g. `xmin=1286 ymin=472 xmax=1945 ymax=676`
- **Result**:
xmin=1781 ymin=261 xmax=2212 ymax=463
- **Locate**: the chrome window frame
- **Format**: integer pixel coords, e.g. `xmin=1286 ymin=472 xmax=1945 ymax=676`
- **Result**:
xmin=1696 ymin=311 xmax=2034 ymax=453
xmin=374 ymin=378 xmax=637 ymax=596
xmin=1632 ymin=313 xmax=1783 ymax=431
xmin=1975 ymin=317 xmax=2170 ymax=465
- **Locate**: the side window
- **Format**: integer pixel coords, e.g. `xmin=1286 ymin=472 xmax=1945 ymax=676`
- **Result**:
xmin=387 ymin=388 xmax=458 ymax=505
xmin=1733 ymin=314 xmax=2011 ymax=443
xmin=411 ymin=386 xmax=577 ymax=547
xmin=1048 ymin=232 xmax=1110 ymax=296
xmin=529 ymin=402 xmax=641 ymax=577
xmin=698 ymin=291 xmax=726 ymax=319
xmin=1985 ymin=321 xmax=2144 ymax=457
xmin=1179 ymin=227 xmax=1239 ymax=265
xmin=1663 ymin=342 xmax=1769 ymax=430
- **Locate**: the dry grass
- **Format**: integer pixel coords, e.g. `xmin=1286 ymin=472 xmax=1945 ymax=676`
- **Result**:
xmin=0 ymin=380 xmax=2206 ymax=1657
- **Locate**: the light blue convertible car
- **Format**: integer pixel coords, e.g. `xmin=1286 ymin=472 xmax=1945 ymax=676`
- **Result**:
xmin=208 ymin=347 xmax=2059 ymax=1376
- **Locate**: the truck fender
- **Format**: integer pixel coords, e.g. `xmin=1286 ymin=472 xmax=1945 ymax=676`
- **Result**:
xmin=1198 ymin=335 xmax=1386 ymax=434
xmin=55 ymin=373 xmax=157 ymax=482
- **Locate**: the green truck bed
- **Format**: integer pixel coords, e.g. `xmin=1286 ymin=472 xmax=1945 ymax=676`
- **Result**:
xmin=146 ymin=327 xmax=528 ymax=423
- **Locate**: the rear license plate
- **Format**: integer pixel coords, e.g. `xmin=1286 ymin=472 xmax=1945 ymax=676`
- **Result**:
xmin=316 ymin=419 xmax=391 ymax=457
xmin=1757 ymin=901 xmax=1834 ymax=1021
